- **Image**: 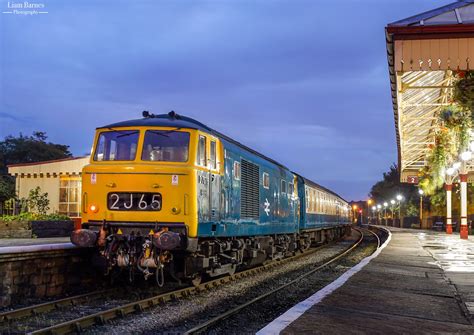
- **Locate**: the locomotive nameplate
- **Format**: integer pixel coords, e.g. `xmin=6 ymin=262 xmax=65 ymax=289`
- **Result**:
xmin=108 ymin=192 xmax=162 ymax=211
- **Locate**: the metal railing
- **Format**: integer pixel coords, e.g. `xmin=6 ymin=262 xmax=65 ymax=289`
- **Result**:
xmin=0 ymin=199 xmax=28 ymax=216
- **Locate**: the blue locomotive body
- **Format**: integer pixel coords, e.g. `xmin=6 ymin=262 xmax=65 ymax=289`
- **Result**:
xmin=196 ymin=134 xmax=350 ymax=238
xmin=197 ymin=138 xmax=299 ymax=237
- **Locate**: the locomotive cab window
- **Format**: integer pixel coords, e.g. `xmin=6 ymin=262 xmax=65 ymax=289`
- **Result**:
xmin=281 ymin=180 xmax=287 ymax=194
xmin=142 ymin=130 xmax=190 ymax=162
xmin=94 ymin=130 xmax=139 ymax=161
xmin=197 ymin=135 xmax=207 ymax=166
xmin=263 ymin=172 xmax=270 ymax=189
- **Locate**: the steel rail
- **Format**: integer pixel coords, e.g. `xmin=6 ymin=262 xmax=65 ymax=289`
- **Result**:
xmin=365 ymin=227 xmax=381 ymax=248
xmin=27 ymin=235 xmax=341 ymax=335
xmin=0 ymin=289 xmax=115 ymax=323
xmin=184 ymin=228 xmax=370 ymax=335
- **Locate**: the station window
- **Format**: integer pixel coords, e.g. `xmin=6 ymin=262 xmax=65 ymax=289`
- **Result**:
xmin=210 ymin=140 xmax=217 ymax=170
xmin=197 ymin=135 xmax=207 ymax=166
xmin=263 ymin=172 xmax=270 ymax=189
xmin=59 ymin=176 xmax=81 ymax=218
xmin=281 ymin=180 xmax=287 ymax=194
xmin=233 ymin=161 xmax=241 ymax=180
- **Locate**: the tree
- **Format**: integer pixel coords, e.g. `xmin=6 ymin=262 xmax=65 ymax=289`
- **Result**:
xmin=0 ymin=175 xmax=15 ymax=203
xmin=0 ymin=132 xmax=72 ymax=202
xmin=369 ymin=163 xmax=419 ymax=217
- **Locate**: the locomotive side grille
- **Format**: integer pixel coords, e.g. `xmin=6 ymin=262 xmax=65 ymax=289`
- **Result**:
xmin=241 ymin=159 xmax=260 ymax=219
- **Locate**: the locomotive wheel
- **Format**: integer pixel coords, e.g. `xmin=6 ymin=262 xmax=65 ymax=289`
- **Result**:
xmin=191 ymin=274 xmax=202 ymax=287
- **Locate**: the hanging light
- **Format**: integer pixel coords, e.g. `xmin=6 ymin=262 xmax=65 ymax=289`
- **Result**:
xmin=447 ymin=167 xmax=456 ymax=175
xmin=470 ymin=141 xmax=474 ymax=152
xmin=461 ymin=151 xmax=472 ymax=161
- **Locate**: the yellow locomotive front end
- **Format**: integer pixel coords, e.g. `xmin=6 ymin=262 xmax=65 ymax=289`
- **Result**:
xmin=81 ymin=125 xmax=198 ymax=237
xmin=71 ymin=112 xmax=223 ymax=285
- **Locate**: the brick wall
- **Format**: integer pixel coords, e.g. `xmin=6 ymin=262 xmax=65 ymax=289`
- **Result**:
xmin=0 ymin=248 xmax=100 ymax=307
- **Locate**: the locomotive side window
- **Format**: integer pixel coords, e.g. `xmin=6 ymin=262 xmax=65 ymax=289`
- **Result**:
xmin=233 ymin=161 xmax=241 ymax=180
xmin=142 ymin=130 xmax=190 ymax=162
xmin=210 ymin=140 xmax=217 ymax=169
xmin=288 ymin=183 xmax=294 ymax=196
xmin=281 ymin=180 xmax=287 ymax=194
xmin=197 ymin=135 xmax=207 ymax=166
xmin=263 ymin=172 xmax=270 ymax=189
xmin=94 ymin=130 xmax=139 ymax=161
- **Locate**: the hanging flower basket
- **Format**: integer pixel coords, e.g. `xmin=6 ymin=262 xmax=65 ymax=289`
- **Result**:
xmin=453 ymin=71 xmax=474 ymax=115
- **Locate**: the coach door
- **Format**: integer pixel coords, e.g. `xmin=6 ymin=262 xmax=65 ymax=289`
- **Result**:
xmin=197 ymin=134 xmax=210 ymax=222
xmin=209 ymin=139 xmax=221 ymax=221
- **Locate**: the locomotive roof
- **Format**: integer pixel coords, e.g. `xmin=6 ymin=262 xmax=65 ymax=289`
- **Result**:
xmin=100 ymin=111 xmax=289 ymax=169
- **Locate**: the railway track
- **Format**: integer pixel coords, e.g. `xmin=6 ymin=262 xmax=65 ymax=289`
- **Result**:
xmin=0 ymin=228 xmax=369 ymax=334
xmin=184 ymin=227 xmax=382 ymax=334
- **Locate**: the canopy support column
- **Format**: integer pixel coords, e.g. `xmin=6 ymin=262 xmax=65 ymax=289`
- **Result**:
xmin=445 ymin=183 xmax=453 ymax=235
xmin=460 ymin=173 xmax=469 ymax=239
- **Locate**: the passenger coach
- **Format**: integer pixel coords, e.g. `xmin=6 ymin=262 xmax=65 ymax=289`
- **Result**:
xmin=72 ymin=111 xmax=350 ymax=285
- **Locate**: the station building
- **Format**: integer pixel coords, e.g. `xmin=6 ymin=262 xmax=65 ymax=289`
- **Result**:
xmin=8 ymin=157 xmax=89 ymax=218
xmin=386 ymin=0 xmax=474 ymax=238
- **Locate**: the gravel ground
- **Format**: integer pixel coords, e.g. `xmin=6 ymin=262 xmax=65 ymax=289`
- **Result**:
xmin=0 ymin=284 xmax=177 ymax=334
xmin=82 ymin=231 xmax=372 ymax=335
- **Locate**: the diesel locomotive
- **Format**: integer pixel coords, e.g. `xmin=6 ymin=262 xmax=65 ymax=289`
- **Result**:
xmin=71 ymin=111 xmax=351 ymax=286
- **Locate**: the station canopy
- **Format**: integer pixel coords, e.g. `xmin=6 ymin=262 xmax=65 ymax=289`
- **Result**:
xmin=386 ymin=0 xmax=474 ymax=183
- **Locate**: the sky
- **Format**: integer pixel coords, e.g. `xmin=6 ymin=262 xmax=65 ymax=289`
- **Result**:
xmin=0 ymin=0 xmax=450 ymax=201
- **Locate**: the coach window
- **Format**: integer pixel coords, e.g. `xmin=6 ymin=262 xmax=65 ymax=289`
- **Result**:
xmin=263 ymin=172 xmax=270 ymax=189
xmin=305 ymin=187 xmax=309 ymax=212
xmin=281 ymin=180 xmax=287 ymax=194
xmin=197 ymin=135 xmax=207 ymax=167
xmin=316 ymin=192 xmax=320 ymax=213
xmin=210 ymin=140 xmax=217 ymax=170
xmin=233 ymin=161 xmax=241 ymax=180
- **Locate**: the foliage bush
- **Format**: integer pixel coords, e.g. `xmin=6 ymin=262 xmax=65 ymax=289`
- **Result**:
xmin=0 ymin=212 xmax=70 ymax=222
xmin=27 ymin=186 xmax=50 ymax=215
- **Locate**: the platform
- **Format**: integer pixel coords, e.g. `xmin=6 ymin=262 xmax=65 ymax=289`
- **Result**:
xmin=259 ymin=228 xmax=474 ymax=334
xmin=0 ymin=237 xmax=72 ymax=254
